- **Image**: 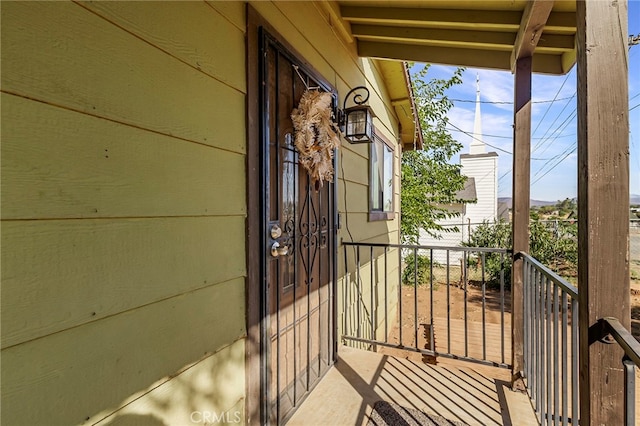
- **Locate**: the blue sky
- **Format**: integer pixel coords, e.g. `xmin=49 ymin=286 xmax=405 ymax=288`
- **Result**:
xmin=415 ymin=1 xmax=639 ymax=201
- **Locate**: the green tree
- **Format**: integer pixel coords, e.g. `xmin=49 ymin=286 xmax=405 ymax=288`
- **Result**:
xmin=463 ymin=220 xmax=512 ymax=288
xmin=401 ymin=65 xmax=467 ymax=244
xmin=529 ymin=208 xmax=540 ymax=221
xmin=464 ymin=220 xmax=578 ymax=288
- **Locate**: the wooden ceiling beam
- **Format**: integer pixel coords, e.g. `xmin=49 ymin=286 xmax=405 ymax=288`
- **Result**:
xmin=358 ymin=40 xmax=565 ymax=74
xmin=341 ymin=6 xmax=522 ymax=30
xmin=359 ymin=40 xmax=512 ymax=69
xmin=545 ymin=11 xmax=576 ymax=32
xmin=511 ymin=0 xmax=555 ymax=69
xmin=351 ymin=24 xmax=516 ymax=48
xmin=537 ymin=33 xmax=575 ymax=51
xmin=350 ymin=24 xmax=573 ymax=53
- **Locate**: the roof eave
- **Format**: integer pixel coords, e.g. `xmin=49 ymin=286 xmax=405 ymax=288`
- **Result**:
xmin=337 ymin=1 xmax=577 ymax=75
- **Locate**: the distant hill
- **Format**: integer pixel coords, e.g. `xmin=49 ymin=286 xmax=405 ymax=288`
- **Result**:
xmin=498 ymin=198 xmax=557 ymax=209
xmin=499 ymin=195 xmax=640 ymax=207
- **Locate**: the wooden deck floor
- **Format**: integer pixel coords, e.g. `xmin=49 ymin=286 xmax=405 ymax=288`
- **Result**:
xmin=287 ymin=345 xmax=538 ymax=426
xmin=433 ymin=317 xmax=511 ymax=366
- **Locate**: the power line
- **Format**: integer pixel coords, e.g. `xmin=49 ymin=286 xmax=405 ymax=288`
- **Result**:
xmin=532 ymin=95 xmax=576 ymax=154
xmin=531 ymin=68 xmax=574 ymax=138
xmin=499 ymin=144 xmax=577 ymax=188
xmin=448 ymin=121 xmax=519 ymax=156
xmin=448 ymin=121 xmax=551 ymax=160
xmin=535 ymin=109 xmax=577 ymax=157
xmin=533 ymin=143 xmax=576 ymax=179
xmin=496 ymin=88 xmax=638 ymax=188
xmin=532 ymin=114 xmax=578 ymax=179
xmin=437 ymin=95 xmax=575 ymax=105
xmin=498 ymin=170 xmax=511 ymax=184
xmin=446 ymin=126 xmax=575 ymax=140
xmin=531 ymin=146 xmax=577 ymax=186
xmin=498 ymin=109 xmax=577 ymax=185
xmin=503 ymin=98 xmax=638 ymax=185
xmin=526 ymin=96 xmax=640 ymax=185
xmin=447 ymin=121 xmax=513 ymax=155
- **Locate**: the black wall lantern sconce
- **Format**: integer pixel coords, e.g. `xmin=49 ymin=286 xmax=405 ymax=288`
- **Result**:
xmin=339 ymin=86 xmax=374 ymax=144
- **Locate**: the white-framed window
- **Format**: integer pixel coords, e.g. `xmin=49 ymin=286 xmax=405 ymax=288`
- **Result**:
xmin=369 ymin=132 xmax=395 ymax=221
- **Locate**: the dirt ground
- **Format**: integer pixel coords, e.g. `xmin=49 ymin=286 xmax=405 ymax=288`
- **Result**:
xmin=378 ymin=265 xmax=640 ymax=366
xmin=392 ymin=282 xmax=511 ymax=326
xmin=377 ymin=279 xmax=512 ymax=365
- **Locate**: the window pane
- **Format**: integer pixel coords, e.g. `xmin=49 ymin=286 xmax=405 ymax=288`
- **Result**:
xmin=370 ymin=136 xmax=395 ymax=216
xmin=376 ymin=142 xmax=384 ymax=210
xmin=371 ymin=140 xmax=381 ymax=211
xmin=383 ymin=144 xmax=393 ymax=212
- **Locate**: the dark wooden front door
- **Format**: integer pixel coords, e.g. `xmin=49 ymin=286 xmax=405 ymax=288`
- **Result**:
xmin=259 ymin=30 xmax=337 ymax=424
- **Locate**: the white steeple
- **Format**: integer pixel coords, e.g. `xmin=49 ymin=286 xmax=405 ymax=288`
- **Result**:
xmin=469 ymin=74 xmax=486 ymax=155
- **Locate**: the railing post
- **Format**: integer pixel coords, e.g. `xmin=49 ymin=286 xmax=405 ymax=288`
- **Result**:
xmin=623 ymin=357 xmax=635 ymax=426
xmin=511 ymin=54 xmax=532 ymax=391
xmin=576 ymin=1 xmax=630 ymax=424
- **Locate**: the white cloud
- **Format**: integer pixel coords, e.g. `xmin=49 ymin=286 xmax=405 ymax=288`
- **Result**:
xmin=420 ymin=59 xmax=637 ymax=200
xmin=448 ymin=105 xmax=513 ymax=152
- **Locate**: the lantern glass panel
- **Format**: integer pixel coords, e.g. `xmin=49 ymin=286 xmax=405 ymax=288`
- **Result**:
xmin=345 ymin=108 xmax=373 ymax=143
xmin=346 ymin=109 xmax=366 ymax=137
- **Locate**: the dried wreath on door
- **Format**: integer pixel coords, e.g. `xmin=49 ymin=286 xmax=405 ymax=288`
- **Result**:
xmin=291 ymin=90 xmax=341 ymax=189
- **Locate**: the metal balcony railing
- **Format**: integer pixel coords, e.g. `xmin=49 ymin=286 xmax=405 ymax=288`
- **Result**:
xmin=520 ymin=252 xmax=580 ymax=425
xmin=340 ymin=244 xmax=638 ymax=425
xmin=522 ymin=252 xmax=640 ymax=426
xmin=341 ymin=242 xmax=510 ymax=368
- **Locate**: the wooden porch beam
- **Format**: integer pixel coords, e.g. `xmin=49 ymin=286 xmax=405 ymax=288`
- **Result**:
xmin=358 ymin=40 xmax=565 ymax=74
xmin=511 ymin=55 xmax=532 ymax=391
xmin=351 ymin=24 xmax=516 ymax=49
xmin=358 ymin=40 xmax=512 ymax=69
xmin=341 ymin=6 xmax=522 ymax=29
xmin=576 ymin=1 xmax=630 ymax=424
xmin=341 ymin=5 xmax=574 ymax=32
xmin=510 ymin=0 xmax=554 ymax=70
xmin=354 ymin=26 xmax=573 ymax=55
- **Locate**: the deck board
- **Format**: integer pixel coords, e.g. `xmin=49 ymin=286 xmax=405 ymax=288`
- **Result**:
xmin=433 ymin=317 xmax=512 ymax=365
xmin=287 ymin=345 xmax=538 ymax=426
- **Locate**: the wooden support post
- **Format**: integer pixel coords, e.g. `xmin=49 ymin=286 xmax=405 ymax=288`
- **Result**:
xmin=511 ymin=55 xmax=531 ymax=391
xmin=577 ymin=1 xmax=630 ymax=424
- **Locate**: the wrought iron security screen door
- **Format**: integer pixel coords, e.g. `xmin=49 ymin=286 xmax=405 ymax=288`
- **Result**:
xmin=259 ymin=30 xmax=338 ymax=424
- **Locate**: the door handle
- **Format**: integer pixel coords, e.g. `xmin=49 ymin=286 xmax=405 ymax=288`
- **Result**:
xmin=271 ymin=242 xmax=289 ymax=257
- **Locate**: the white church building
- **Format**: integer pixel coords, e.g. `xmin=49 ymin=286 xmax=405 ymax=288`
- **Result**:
xmin=419 ymin=76 xmax=498 ymax=264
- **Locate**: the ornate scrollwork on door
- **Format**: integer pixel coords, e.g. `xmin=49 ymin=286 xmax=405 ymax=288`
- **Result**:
xmin=299 ymin=184 xmax=320 ymax=286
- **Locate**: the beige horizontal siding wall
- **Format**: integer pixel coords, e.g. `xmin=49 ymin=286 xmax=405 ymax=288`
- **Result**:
xmin=1 ymin=1 xmax=247 ymax=425
xmin=246 ymin=1 xmax=403 ymax=350
xmin=340 ymin=246 xmax=401 ymax=348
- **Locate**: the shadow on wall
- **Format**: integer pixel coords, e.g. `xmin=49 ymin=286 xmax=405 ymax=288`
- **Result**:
xmin=95 ymin=339 xmax=246 ymax=426
xmin=340 ymin=237 xmax=398 ymax=351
